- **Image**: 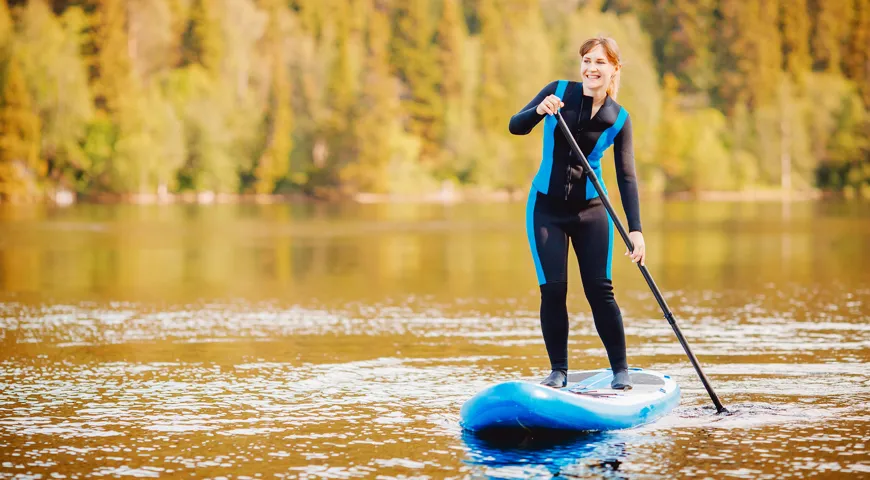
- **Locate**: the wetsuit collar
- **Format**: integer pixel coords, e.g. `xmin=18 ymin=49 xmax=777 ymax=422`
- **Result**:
xmin=578 ymin=82 xmax=610 ymax=122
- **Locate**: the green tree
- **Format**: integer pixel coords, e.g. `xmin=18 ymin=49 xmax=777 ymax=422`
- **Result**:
xmin=665 ymin=0 xmax=716 ymax=94
xmin=291 ymin=0 xmax=327 ymax=39
xmin=127 ymin=0 xmax=175 ymax=81
xmin=435 ymin=0 xmax=464 ymax=103
xmin=181 ymin=0 xmax=225 ymax=75
xmin=15 ymin=1 xmax=93 ymax=191
xmin=845 ymin=0 xmax=870 ymax=107
xmin=433 ymin=0 xmax=467 ymax=179
xmin=0 ymin=56 xmax=43 ymax=202
xmin=780 ymin=0 xmax=811 ymax=79
xmin=0 ymin=0 xmax=10 ymax=49
xmin=112 ymin=85 xmax=185 ymax=195
xmin=391 ymin=0 xmax=444 ymax=165
xmin=476 ymin=0 xmax=510 ymax=134
xmin=811 ymin=0 xmax=854 ymax=73
xmin=319 ymin=4 xmax=359 ymax=185
xmin=341 ymin=3 xmax=399 ymax=193
xmin=255 ymin=0 xmax=292 ymax=194
xmin=717 ymin=0 xmax=781 ymax=110
xmin=164 ymin=65 xmax=236 ymax=194
xmin=90 ymin=0 xmax=133 ymax=115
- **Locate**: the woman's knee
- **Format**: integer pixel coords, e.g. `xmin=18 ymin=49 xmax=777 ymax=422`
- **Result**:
xmin=540 ymin=281 xmax=568 ymax=302
xmin=582 ymin=277 xmax=615 ymax=305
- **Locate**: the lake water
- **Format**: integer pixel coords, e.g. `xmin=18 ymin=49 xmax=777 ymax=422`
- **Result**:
xmin=0 ymin=199 xmax=868 ymax=479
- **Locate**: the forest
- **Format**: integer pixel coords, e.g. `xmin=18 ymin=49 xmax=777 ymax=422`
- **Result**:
xmin=0 ymin=0 xmax=868 ymax=203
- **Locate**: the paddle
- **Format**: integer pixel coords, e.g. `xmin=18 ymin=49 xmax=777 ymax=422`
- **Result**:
xmin=555 ymin=111 xmax=728 ymax=414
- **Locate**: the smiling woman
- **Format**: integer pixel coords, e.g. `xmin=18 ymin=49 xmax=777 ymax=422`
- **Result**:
xmin=508 ymin=36 xmax=644 ymax=391
xmin=579 ymin=37 xmax=622 ymax=108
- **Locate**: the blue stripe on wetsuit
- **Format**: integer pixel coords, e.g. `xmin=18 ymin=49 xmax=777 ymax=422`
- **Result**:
xmin=585 ymin=107 xmax=628 ymax=200
xmin=531 ymin=80 xmax=568 ymax=194
xmin=607 ymin=214 xmax=614 ymax=279
xmin=526 ymin=187 xmax=546 ymax=285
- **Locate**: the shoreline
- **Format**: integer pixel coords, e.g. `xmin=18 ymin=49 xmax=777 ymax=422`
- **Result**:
xmin=0 ymin=187 xmax=849 ymax=207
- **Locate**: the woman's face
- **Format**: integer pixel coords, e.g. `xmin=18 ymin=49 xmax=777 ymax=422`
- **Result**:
xmin=580 ymin=44 xmax=617 ymax=91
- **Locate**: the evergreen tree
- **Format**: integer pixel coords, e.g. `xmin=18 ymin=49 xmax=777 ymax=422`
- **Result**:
xmin=845 ymin=0 xmax=870 ymax=107
xmin=811 ymin=0 xmax=854 ymax=73
xmin=667 ymin=0 xmax=716 ymax=94
xmin=90 ymin=0 xmax=133 ymax=115
xmin=433 ymin=0 xmax=469 ymax=179
xmin=757 ymin=0 xmax=783 ymax=105
xmin=181 ymin=0 xmax=224 ymax=75
xmin=15 ymin=1 xmax=93 ymax=191
xmin=656 ymin=73 xmax=691 ymax=191
xmin=342 ymin=2 xmax=399 ymax=193
xmin=0 ymin=56 xmax=43 ymax=201
xmin=291 ymin=0 xmax=327 ymax=40
xmin=435 ymin=0 xmax=464 ymax=103
xmin=323 ymin=4 xmax=358 ymax=180
xmin=780 ymin=0 xmax=811 ymax=79
xmin=717 ymin=0 xmax=781 ymax=110
xmin=0 ymin=0 xmax=10 ymax=49
xmin=476 ymin=0 xmax=510 ymax=133
xmin=255 ymin=0 xmax=292 ymax=194
xmin=127 ymin=0 xmax=175 ymax=81
xmin=391 ymin=0 xmax=444 ymax=165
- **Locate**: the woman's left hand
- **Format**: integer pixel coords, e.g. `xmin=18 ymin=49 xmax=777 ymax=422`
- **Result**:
xmin=626 ymin=231 xmax=646 ymax=266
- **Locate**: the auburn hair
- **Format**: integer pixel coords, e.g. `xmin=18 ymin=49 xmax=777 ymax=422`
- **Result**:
xmin=579 ymin=36 xmax=622 ymax=99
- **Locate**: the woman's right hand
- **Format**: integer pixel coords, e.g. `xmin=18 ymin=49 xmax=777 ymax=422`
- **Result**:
xmin=536 ymin=95 xmax=564 ymax=116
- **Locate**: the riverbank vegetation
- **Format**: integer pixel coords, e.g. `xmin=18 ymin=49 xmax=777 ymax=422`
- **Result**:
xmin=0 ymin=0 xmax=867 ymax=204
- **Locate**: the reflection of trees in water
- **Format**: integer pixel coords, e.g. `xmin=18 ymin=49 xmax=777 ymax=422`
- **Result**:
xmin=0 ymin=201 xmax=867 ymax=300
xmin=461 ymin=428 xmax=630 ymax=479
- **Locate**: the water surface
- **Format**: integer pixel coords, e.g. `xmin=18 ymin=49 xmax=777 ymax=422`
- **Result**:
xmin=1 ymin=199 xmax=868 ymax=478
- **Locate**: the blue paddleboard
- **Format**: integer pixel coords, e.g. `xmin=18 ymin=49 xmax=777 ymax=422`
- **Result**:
xmin=460 ymin=368 xmax=680 ymax=432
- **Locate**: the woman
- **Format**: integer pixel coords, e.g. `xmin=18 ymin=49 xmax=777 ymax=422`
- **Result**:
xmin=509 ymin=36 xmax=645 ymax=390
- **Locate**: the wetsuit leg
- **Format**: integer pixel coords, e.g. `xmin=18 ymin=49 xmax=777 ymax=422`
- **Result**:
xmin=571 ymin=198 xmax=629 ymax=372
xmin=526 ymin=189 xmax=570 ymax=371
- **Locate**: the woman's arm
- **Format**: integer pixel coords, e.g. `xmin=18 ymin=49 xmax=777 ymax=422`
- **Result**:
xmin=614 ymin=113 xmax=642 ymax=233
xmin=508 ymin=80 xmax=558 ymax=135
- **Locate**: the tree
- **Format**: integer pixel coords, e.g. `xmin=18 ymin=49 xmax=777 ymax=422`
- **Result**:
xmin=435 ymin=0 xmax=465 ymax=103
xmin=0 ymin=0 xmax=11 ymax=50
xmin=181 ymin=0 xmax=224 ymax=75
xmin=811 ymin=0 xmax=854 ymax=73
xmin=322 ymin=4 xmax=358 ymax=182
xmin=0 ymin=56 xmax=43 ymax=202
xmin=845 ymin=0 xmax=870 ymax=107
xmin=341 ymin=2 xmax=399 ymax=193
xmin=15 ymin=1 xmax=93 ymax=190
xmin=391 ymin=0 xmax=444 ymax=165
xmin=780 ymin=0 xmax=811 ymax=79
xmin=665 ymin=0 xmax=716 ymax=94
xmin=255 ymin=0 xmax=292 ymax=194
xmin=90 ymin=0 xmax=133 ymax=115
xmin=476 ymin=0 xmax=510 ymax=134
xmin=716 ymin=0 xmax=781 ymax=111
xmin=433 ymin=0 xmax=467 ymax=178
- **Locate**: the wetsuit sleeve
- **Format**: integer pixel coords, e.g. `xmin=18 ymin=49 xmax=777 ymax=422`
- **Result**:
xmin=614 ymin=113 xmax=642 ymax=233
xmin=508 ymin=80 xmax=559 ymax=135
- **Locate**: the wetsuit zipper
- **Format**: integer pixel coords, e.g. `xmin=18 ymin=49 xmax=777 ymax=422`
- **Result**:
xmin=566 ymin=96 xmax=586 ymax=200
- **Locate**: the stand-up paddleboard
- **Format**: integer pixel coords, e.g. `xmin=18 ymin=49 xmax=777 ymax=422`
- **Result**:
xmin=460 ymin=368 xmax=679 ymax=432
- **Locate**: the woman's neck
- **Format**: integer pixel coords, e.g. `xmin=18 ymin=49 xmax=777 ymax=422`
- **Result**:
xmin=582 ymin=84 xmax=607 ymax=105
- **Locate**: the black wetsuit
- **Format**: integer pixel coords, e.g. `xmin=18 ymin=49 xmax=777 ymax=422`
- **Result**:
xmin=509 ymin=80 xmax=641 ymax=374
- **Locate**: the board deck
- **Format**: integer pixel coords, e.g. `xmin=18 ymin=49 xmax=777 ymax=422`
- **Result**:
xmin=459 ymin=368 xmax=680 ymax=432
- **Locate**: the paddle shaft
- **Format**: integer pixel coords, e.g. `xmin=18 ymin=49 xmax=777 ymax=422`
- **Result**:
xmin=555 ymin=111 xmax=728 ymax=414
